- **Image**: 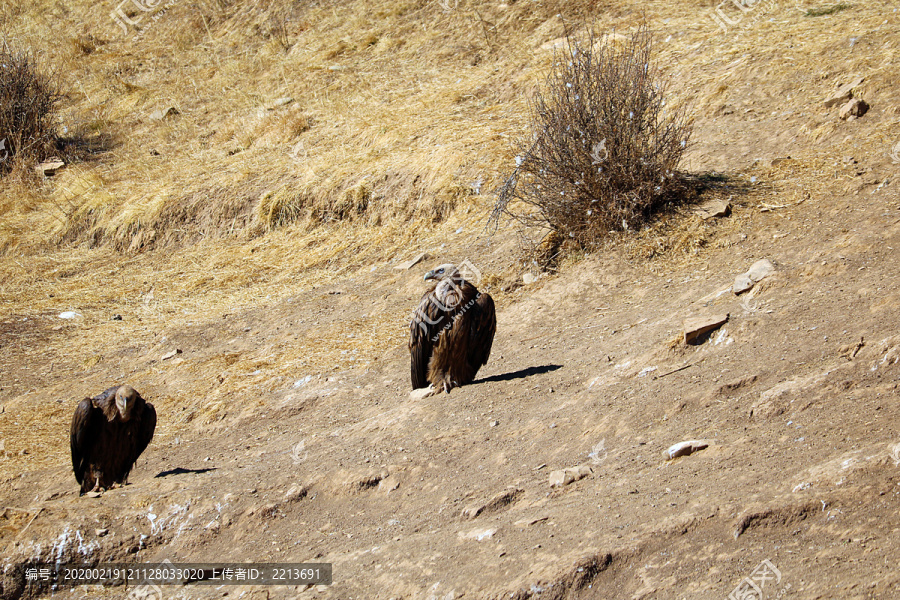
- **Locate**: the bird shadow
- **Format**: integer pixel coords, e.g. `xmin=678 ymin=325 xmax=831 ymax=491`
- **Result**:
xmin=474 ymin=364 xmax=562 ymax=385
xmin=154 ymin=467 xmax=217 ymax=478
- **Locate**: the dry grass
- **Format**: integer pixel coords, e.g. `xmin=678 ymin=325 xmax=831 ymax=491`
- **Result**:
xmin=0 ymin=44 xmax=61 ymax=172
xmin=491 ymin=25 xmax=692 ymax=254
xmin=0 ymin=0 xmax=615 ymax=252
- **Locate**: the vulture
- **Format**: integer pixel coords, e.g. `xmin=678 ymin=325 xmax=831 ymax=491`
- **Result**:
xmin=70 ymin=385 xmax=156 ymax=495
xmin=409 ymin=263 xmax=496 ymax=394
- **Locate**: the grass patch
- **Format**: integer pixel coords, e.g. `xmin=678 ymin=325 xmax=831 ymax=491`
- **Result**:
xmin=805 ymin=3 xmax=851 ymax=17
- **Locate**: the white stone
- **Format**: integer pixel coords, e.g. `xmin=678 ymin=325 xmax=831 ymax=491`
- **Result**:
xmin=665 ymin=440 xmax=709 ymax=460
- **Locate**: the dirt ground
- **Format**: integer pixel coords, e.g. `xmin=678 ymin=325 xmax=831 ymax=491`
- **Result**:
xmin=3 ymin=2 xmax=900 ymax=600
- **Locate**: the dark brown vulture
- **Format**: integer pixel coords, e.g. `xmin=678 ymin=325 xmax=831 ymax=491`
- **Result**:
xmin=409 ymin=263 xmax=496 ymax=394
xmin=70 ymin=385 xmax=156 ymax=495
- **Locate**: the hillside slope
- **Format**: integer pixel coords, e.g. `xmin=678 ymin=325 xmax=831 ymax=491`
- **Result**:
xmin=2 ymin=0 xmax=900 ymax=599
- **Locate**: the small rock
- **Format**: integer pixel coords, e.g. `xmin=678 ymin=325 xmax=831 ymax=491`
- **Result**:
xmin=378 ymin=475 xmax=401 ymax=493
xmin=522 ymin=273 xmax=538 ymax=285
xmin=747 ymin=258 xmax=775 ymax=282
xmin=489 ymin=420 xmax=499 ymax=427
xmin=111 ymin=314 xmax=123 ymax=321
xmin=549 ymin=465 xmax=592 ymax=488
xmin=268 ymin=97 xmax=294 ymax=109
xmin=205 ymin=521 xmax=220 ymax=533
xmin=548 ymin=470 xmax=570 ymax=488
xmin=683 ymin=314 xmax=729 ymax=345
xmin=35 ymin=157 xmax=65 ymax=176
xmin=283 ymin=484 xmax=309 ymax=503
xmin=459 ymin=528 xmax=496 ymax=541
xmin=733 ymin=259 xmax=775 ymax=294
xmin=58 ymin=311 xmax=82 ymax=320
xmin=161 ymin=349 xmax=182 ymax=360
xmin=150 ymin=106 xmax=180 ymax=121
xmin=394 ymin=252 xmax=428 ymax=271
xmin=665 ymin=440 xmax=709 ymax=460
xmin=461 ymin=487 xmax=522 ymax=519
xmin=293 ymin=375 xmax=313 ymax=388
xmin=734 ymin=278 xmax=753 ymax=294
xmin=409 ymin=386 xmax=434 ymax=400
xmin=95 ymin=528 xmax=109 ymax=537
xmin=514 ymin=515 xmax=549 ymax=528
xmin=691 ymin=199 xmax=731 ymax=220
xmin=823 ymin=76 xmax=864 ymax=108
xmin=839 ymin=98 xmax=869 ymax=120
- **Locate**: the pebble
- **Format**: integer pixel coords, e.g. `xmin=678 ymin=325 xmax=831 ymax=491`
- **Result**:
xmin=35 ymin=158 xmax=65 ymax=176
xmin=514 ymin=515 xmax=549 ymax=528
xmin=691 ymin=199 xmax=731 ymax=220
xmin=664 ymin=440 xmax=709 ymax=460
xmin=683 ymin=314 xmax=729 ymax=345
xmin=150 ymin=106 xmax=180 ymax=121
xmin=747 ymin=258 xmax=775 ymax=282
xmin=733 ymin=258 xmax=775 ymax=295
xmin=839 ymin=98 xmax=869 ymax=120
xmin=549 ymin=465 xmax=592 ymax=488
xmin=393 ymin=252 xmax=428 ymax=271
xmin=409 ymin=386 xmax=434 ymax=400
xmin=268 ymin=97 xmax=294 ymax=109
xmin=459 ymin=528 xmax=496 ymax=541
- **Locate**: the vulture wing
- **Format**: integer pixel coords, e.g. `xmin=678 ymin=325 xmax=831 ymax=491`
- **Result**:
xmin=70 ymin=398 xmax=101 ymax=485
xmin=409 ymin=291 xmax=450 ymax=389
xmin=134 ymin=401 xmax=157 ymax=463
xmin=467 ymin=291 xmax=496 ymax=372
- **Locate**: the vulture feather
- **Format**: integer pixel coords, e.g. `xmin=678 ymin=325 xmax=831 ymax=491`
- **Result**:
xmin=70 ymin=385 xmax=156 ymax=495
xmin=409 ymin=263 xmax=496 ymax=394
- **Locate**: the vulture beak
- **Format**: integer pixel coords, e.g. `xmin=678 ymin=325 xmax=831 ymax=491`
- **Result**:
xmin=424 ymin=270 xmax=436 ymax=281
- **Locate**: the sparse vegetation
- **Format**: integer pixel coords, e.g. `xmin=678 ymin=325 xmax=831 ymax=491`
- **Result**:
xmin=805 ymin=3 xmax=851 ymax=17
xmin=490 ymin=25 xmax=692 ymax=257
xmin=0 ymin=44 xmax=60 ymax=173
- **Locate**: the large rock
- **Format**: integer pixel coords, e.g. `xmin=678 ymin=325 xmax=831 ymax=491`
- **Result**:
xmin=823 ymin=76 xmax=864 ymax=108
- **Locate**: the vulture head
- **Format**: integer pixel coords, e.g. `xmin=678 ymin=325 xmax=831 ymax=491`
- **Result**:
xmin=114 ymin=385 xmax=140 ymax=421
xmin=424 ymin=263 xmax=461 ymax=282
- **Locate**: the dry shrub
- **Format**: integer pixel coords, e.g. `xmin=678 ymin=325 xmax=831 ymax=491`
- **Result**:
xmin=0 ymin=44 xmax=61 ymax=173
xmin=490 ymin=25 xmax=692 ymax=254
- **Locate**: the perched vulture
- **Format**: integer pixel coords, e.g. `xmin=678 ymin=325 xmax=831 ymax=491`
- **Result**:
xmin=409 ymin=263 xmax=496 ymax=394
xmin=70 ymin=385 xmax=156 ymax=495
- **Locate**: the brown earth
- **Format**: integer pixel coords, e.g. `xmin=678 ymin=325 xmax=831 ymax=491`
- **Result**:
xmin=2 ymin=1 xmax=900 ymax=600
